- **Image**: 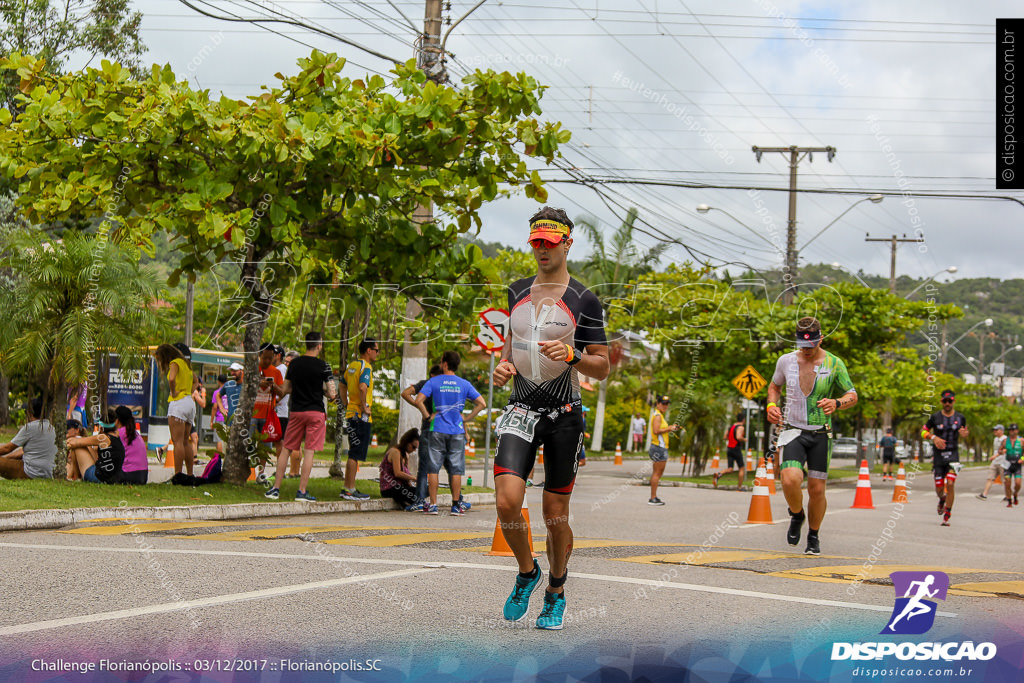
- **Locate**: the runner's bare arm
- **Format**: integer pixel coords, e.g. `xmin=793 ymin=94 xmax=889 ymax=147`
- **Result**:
xmin=766 ymin=382 xmax=782 ymax=424
xmin=818 ymin=390 xmax=857 ymax=415
xmin=536 ymin=340 xmax=610 ymax=380
xmin=493 ymin=348 xmax=515 ymax=387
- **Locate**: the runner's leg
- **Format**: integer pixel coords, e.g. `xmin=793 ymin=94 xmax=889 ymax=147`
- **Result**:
xmin=542 ymin=490 xmax=572 ymax=592
xmin=807 ymin=477 xmax=827 ymax=530
xmin=495 ymin=475 xmax=533 ymax=572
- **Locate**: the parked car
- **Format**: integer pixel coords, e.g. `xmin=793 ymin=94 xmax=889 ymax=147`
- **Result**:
xmin=895 ymin=439 xmax=906 ymax=460
xmin=832 ymin=437 xmax=859 ymax=457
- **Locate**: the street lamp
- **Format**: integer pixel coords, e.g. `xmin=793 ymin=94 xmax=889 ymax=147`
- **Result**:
xmin=904 ymin=266 xmax=958 ymax=299
xmin=829 ymin=262 xmax=871 ymax=287
xmin=695 ymin=204 xmax=781 ymax=252
xmin=799 ymin=195 xmax=884 ymax=251
xmin=942 ymin=318 xmax=993 ymax=373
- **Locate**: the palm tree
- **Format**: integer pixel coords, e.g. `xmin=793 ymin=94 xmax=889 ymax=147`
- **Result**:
xmin=576 ymin=207 xmax=669 ymax=451
xmin=0 ymin=228 xmax=164 ymax=477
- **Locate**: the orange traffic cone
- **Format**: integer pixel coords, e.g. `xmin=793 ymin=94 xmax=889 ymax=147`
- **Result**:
xmin=746 ymin=449 xmax=753 ymax=470
xmin=614 ymin=442 xmax=623 ymax=465
xmin=765 ymin=455 xmax=777 ymax=495
xmin=163 ymin=441 xmax=175 ymax=468
xmin=681 ymin=452 xmax=688 ymax=465
xmin=892 ymin=463 xmax=908 ymax=503
xmin=537 ymin=444 xmax=544 ymax=464
xmin=745 ymin=458 xmax=773 ymax=524
xmin=851 ymin=459 xmax=875 ymax=509
xmin=371 ymin=433 xmax=378 ymax=448
xmin=248 ymin=467 xmax=256 ymax=481
xmin=467 ymin=439 xmax=476 ymax=459
xmin=486 ymin=502 xmax=539 ymax=557
xmin=711 ymin=450 xmax=720 ymax=472
xmin=995 ymin=470 xmax=1003 ymax=485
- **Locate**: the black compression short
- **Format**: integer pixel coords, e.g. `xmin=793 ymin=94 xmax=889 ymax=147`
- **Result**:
xmin=494 ymin=409 xmax=584 ymax=495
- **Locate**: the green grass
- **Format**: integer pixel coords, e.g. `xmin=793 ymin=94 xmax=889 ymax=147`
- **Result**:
xmin=0 ymin=477 xmax=493 ymax=512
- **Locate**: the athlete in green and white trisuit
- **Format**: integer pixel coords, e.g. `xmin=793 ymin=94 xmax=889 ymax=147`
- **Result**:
xmin=767 ymin=316 xmax=858 ymax=555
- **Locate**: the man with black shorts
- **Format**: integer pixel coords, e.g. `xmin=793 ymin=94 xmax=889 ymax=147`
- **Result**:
xmin=491 ymin=207 xmax=609 ymax=631
xmin=1001 ymin=423 xmax=1021 ymax=507
xmin=879 ymin=427 xmax=897 ymax=481
xmin=340 ymin=339 xmax=378 ymax=501
xmin=714 ymin=412 xmax=747 ymax=490
xmin=767 ymin=317 xmax=857 ymax=555
xmin=924 ymin=389 xmax=969 ymax=526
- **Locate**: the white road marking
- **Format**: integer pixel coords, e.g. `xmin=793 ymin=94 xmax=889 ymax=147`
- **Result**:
xmin=0 ymin=567 xmax=433 ymax=636
xmin=0 ymin=542 xmax=955 ymax=625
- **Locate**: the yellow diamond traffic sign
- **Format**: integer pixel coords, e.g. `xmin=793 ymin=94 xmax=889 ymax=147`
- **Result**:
xmin=732 ymin=365 xmax=767 ymax=399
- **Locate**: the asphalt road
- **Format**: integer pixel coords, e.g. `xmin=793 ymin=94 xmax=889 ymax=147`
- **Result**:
xmin=1 ymin=460 xmax=1021 ymax=682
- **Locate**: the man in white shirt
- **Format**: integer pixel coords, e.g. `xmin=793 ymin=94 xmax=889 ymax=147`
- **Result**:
xmin=629 ymin=413 xmax=645 ymax=452
xmin=978 ymin=424 xmax=1008 ymax=500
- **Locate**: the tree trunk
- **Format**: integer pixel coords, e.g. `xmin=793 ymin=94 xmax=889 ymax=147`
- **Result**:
xmin=223 ymin=260 xmax=272 ymax=485
xmin=50 ymin=377 xmax=69 ymax=479
xmin=590 ymin=377 xmax=607 ymax=452
xmin=0 ymin=370 xmax=9 ymax=426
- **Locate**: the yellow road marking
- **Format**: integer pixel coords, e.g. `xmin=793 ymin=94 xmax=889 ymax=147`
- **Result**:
xmin=323 ymin=532 xmax=494 ymax=547
xmin=59 ymin=521 xmax=249 ymax=535
xmin=614 ymin=550 xmax=801 ymax=566
xmin=766 ymin=564 xmax=1016 ymax=586
xmin=950 ymin=581 xmax=1024 ymax=598
xmin=163 ymin=525 xmax=425 ymax=542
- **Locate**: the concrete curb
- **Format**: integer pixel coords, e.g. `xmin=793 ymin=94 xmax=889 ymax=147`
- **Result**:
xmin=0 ymin=492 xmax=496 ymax=532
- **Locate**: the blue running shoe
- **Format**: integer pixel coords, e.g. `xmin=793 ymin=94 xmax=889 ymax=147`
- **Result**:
xmin=404 ymin=503 xmax=423 ymax=512
xmin=264 ymin=487 xmax=280 ymax=500
xmin=458 ymin=497 xmax=471 ymax=511
xmin=295 ymin=490 xmax=317 ymax=502
xmin=423 ymin=504 xmax=439 ymax=515
xmin=450 ymin=503 xmax=465 ymax=516
xmin=535 ymin=590 xmax=566 ymax=630
xmin=503 ymin=560 xmax=541 ymax=621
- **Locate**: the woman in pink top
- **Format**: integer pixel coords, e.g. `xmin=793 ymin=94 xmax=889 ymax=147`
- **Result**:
xmin=379 ymin=429 xmax=419 ymax=509
xmin=115 ymin=405 xmax=148 ymax=484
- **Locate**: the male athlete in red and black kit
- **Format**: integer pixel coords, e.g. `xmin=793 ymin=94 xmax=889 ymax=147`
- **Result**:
xmin=492 ymin=207 xmax=609 ymax=631
xmin=925 ymin=389 xmax=969 ymax=526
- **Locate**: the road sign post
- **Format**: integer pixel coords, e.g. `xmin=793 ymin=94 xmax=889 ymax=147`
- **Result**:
xmin=475 ymin=308 xmax=509 ymax=488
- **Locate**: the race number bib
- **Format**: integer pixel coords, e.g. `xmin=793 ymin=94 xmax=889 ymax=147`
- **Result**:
xmin=496 ymin=406 xmax=542 ymax=443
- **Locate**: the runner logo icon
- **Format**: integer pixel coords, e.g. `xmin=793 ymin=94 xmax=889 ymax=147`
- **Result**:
xmin=881 ymin=571 xmax=949 ymax=635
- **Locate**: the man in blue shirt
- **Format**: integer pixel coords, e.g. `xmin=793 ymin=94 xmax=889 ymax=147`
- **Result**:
xmin=414 ymin=350 xmax=486 ymax=516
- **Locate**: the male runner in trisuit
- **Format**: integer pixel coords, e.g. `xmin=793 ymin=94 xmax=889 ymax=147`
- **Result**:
xmin=924 ymin=389 xmax=969 ymax=526
xmin=1000 ymin=422 xmax=1021 ymax=507
xmin=767 ymin=317 xmax=857 ymax=555
xmin=492 ymin=207 xmax=609 ymax=631
xmin=714 ymin=412 xmax=746 ymax=490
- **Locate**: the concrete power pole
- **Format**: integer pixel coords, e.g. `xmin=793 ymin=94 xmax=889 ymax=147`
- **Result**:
xmin=396 ymin=0 xmax=446 ymax=444
xmin=752 ymin=145 xmax=836 ymax=305
xmin=865 ymin=234 xmax=925 ymax=295
xmin=864 ymin=233 xmax=924 ymax=430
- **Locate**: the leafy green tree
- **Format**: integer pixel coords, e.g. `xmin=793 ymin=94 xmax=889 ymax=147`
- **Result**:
xmin=0 ymin=51 xmax=569 ymax=483
xmin=0 ymin=229 xmax=163 ymax=476
xmin=575 ymin=207 xmax=669 ymax=451
xmin=1 ymin=0 xmax=145 ymax=112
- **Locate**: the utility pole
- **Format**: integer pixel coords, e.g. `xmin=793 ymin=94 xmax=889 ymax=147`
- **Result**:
xmin=397 ymin=0 xmax=446 ymax=445
xmin=752 ymin=145 xmax=836 ymax=305
xmin=865 ymin=234 xmax=925 ymax=294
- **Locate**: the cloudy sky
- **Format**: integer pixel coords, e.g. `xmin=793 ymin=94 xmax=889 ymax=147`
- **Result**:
xmin=131 ymin=0 xmax=1018 ymax=283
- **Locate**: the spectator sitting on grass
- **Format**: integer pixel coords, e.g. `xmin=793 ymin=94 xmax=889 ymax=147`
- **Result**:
xmin=380 ymin=429 xmax=420 ymax=509
xmin=115 ymin=406 xmax=149 ymax=485
xmin=65 ymin=418 xmax=91 ymax=480
xmin=0 ymin=397 xmax=57 ymax=480
xmin=67 ymin=408 xmax=126 ymax=484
